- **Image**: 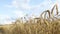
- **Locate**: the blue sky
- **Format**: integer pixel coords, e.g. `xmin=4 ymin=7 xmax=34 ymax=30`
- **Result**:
xmin=0 ymin=0 xmax=60 ymax=24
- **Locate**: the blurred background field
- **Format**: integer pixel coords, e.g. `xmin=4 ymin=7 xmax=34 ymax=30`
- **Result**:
xmin=0 ymin=4 xmax=60 ymax=34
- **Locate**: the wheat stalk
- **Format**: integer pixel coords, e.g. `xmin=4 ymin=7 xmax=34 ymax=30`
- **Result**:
xmin=56 ymin=4 xmax=58 ymax=15
xmin=51 ymin=4 xmax=58 ymax=17
xmin=44 ymin=10 xmax=50 ymax=19
xmin=40 ymin=10 xmax=50 ymax=19
xmin=40 ymin=10 xmax=51 ymax=26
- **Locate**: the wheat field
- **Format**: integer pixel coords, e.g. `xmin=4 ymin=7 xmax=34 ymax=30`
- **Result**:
xmin=0 ymin=4 xmax=60 ymax=34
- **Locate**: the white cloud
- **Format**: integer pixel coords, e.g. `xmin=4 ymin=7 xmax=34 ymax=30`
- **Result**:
xmin=6 ymin=0 xmax=60 ymax=11
xmin=11 ymin=0 xmax=31 ymax=9
xmin=12 ymin=0 xmax=18 ymax=8
xmin=6 ymin=0 xmax=57 ymax=11
xmin=13 ymin=10 xmax=26 ymax=18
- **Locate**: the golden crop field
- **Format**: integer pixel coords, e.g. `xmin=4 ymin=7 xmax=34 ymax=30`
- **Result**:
xmin=0 ymin=4 xmax=60 ymax=34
